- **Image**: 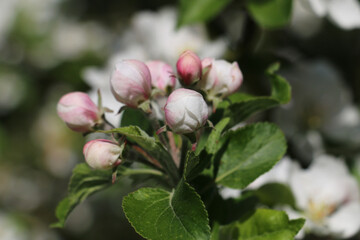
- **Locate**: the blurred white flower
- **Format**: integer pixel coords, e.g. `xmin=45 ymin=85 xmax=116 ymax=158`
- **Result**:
xmin=219 ymin=157 xmax=299 ymax=199
xmin=332 ymin=105 xmax=360 ymax=128
xmin=291 ymin=0 xmax=323 ymax=38
xmin=0 ymin=72 xmax=25 ymax=115
xmin=16 ymin=0 xmax=59 ymax=28
xmin=290 ymin=155 xmax=360 ymax=238
xmin=247 ymin=156 xmax=300 ymax=189
xmin=32 ymin=103 xmax=78 ymax=178
xmin=0 ymin=211 xmax=60 ymax=240
xmin=0 ymin=168 xmax=51 ymax=211
xmin=245 ymin=154 xmax=360 ymax=238
xmin=130 ymin=7 xmax=227 ymax=65
xmin=272 ymin=60 xmax=357 ymax=162
xmin=219 ymin=187 xmax=241 ymax=199
xmin=51 ymin=20 xmax=110 ymax=61
xmin=0 ymin=0 xmax=17 ymax=48
xmin=0 ymin=0 xmax=59 ymax=47
xmin=83 ymin=67 xmax=122 ymax=126
xmin=0 ymin=212 xmax=26 ymax=240
xmin=299 ymin=0 xmax=360 ymax=30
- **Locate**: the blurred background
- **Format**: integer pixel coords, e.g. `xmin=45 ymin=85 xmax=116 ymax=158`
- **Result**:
xmin=0 ymin=0 xmax=359 ymax=239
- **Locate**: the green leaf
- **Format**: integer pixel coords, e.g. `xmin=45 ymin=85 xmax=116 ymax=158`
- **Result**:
xmin=215 ymin=123 xmax=286 ymax=189
xmin=255 ymin=183 xmax=296 ymax=208
xmin=51 ymin=164 xmax=112 ymax=228
xmin=247 ymin=0 xmax=293 ymax=29
xmin=101 ymin=126 xmax=179 ymax=183
xmin=206 ymin=118 xmax=230 ymax=154
xmin=120 ymin=108 xmax=153 ymax=135
xmin=215 ymin=209 xmax=305 ymax=240
xmin=208 ymin=191 xmax=258 ymax=225
xmin=123 ymin=180 xmax=211 ymax=240
xmin=178 ymin=0 xmax=232 ymax=27
xmin=266 ymin=62 xmax=291 ymax=104
xmin=183 ymin=151 xmax=211 ymax=181
xmin=219 ymin=63 xmax=291 ymax=127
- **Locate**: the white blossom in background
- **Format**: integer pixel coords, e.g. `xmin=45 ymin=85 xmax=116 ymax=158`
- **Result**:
xmin=0 ymin=211 xmax=60 ymax=240
xmin=219 ymin=187 xmax=241 ymax=200
xmin=0 ymin=212 xmax=26 ymax=240
xmin=219 ymin=157 xmax=299 ymax=199
xmin=51 ymin=20 xmax=109 ymax=61
xmin=32 ymin=105 xmax=78 ymax=178
xmin=247 ymin=156 xmax=300 ymax=189
xmin=82 ymin=68 xmax=122 ymax=126
xmin=290 ymin=0 xmax=323 ymax=38
xmin=0 ymin=0 xmax=110 ymax=68
xmin=0 ymin=0 xmax=17 ymax=48
xmin=0 ymin=168 xmax=51 ymax=212
xmin=129 ymin=7 xmax=227 ymax=65
xmin=0 ymin=0 xmax=58 ymax=52
xmin=83 ymin=7 xmax=228 ymax=126
xmin=290 ymin=155 xmax=360 ymax=238
xmin=243 ymin=155 xmax=360 ymax=239
xmin=298 ymin=0 xmax=360 ymax=30
xmin=0 ymin=72 xmax=26 ymax=115
xmin=332 ymin=105 xmax=360 ymax=128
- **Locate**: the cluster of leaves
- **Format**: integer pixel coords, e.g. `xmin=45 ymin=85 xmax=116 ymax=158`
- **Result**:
xmin=52 ymin=64 xmax=304 ymax=239
xmin=178 ymin=0 xmax=293 ymax=29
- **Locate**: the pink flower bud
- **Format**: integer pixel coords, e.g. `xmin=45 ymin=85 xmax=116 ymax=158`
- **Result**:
xmin=83 ymin=139 xmax=122 ymax=170
xmin=198 ymin=58 xmax=243 ymax=98
xmin=146 ymin=60 xmax=176 ymax=91
xmin=176 ymin=50 xmax=202 ymax=86
xmin=110 ymin=59 xmax=152 ymax=107
xmin=164 ymin=88 xmax=208 ymax=134
xmin=57 ymin=92 xmax=100 ymax=132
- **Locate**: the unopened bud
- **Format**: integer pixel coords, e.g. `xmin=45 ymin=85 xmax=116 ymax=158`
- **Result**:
xmin=176 ymin=50 xmax=202 ymax=86
xmin=146 ymin=60 xmax=176 ymax=92
xmin=83 ymin=139 xmax=123 ymax=170
xmin=57 ymin=92 xmax=100 ymax=133
xmin=164 ymin=88 xmax=208 ymax=134
xmin=110 ymin=60 xmax=152 ymax=107
xmin=199 ymin=58 xmax=243 ymax=98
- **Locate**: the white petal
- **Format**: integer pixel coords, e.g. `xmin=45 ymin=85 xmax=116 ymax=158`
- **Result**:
xmin=328 ymin=0 xmax=360 ymax=29
xmin=219 ymin=187 xmax=241 ymax=199
xmin=248 ymin=156 xmax=300 ymax=189
xmin=291 ymin=0 xmax=323 ymax=38
xmin=326 ymin=202 xmax=360 ymax=238
xmin=290 ymin=155 xmax=358 ymax=209
xmin=300 ymin=0 xmax=328 ymax=17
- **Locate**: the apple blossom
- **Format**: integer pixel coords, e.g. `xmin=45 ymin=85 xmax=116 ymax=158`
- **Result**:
xmin=110 ymin=59 xmax=152 ymax=108
xmin=299 ymin=0 xmax=360 ymax=30
xmin=164 ymin=88 xmax=208 ymax=134
xmin=247 ymin=156 xmax=300 ymax=190
xmin=57 ymin=91 xmax=100 ymax=133
xmin=83 ymin=139 xmax=123 ymax=170
xmin=146 ymin=60 xmax=176 ymax=91
xmin=176 ymin=50 xmax=202 ymax=86
xmin=198 ymin=58 xmax=243 ymax=98
xmin=244 ymin=155 xmax=360 ymax=239
xmin=289 ymin=155 xmax=360 ymax=238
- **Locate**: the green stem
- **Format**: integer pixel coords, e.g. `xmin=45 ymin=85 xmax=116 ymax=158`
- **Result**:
xmin=120 ymin=168 xmax=165 ymax=177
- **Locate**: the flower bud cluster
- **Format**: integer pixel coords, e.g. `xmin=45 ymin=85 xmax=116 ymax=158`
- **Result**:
xmin=56 ymin=50 xmax=243 ymax=169
xmin=176 ymin=51 xmax=243 ymax=99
